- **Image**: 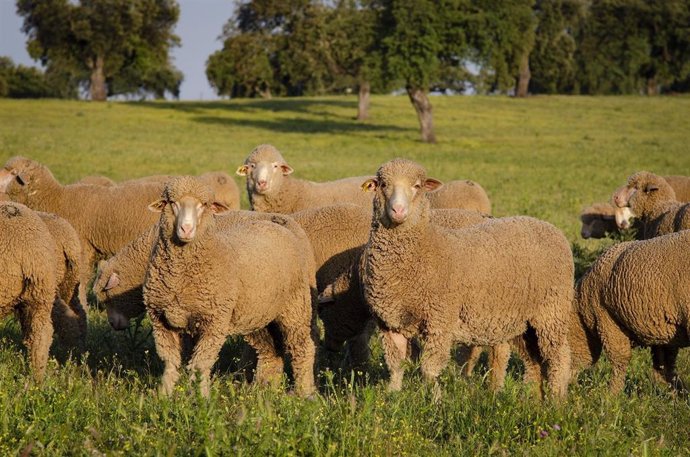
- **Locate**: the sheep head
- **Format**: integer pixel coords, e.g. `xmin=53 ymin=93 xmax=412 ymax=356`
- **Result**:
xmin=149 ymin=176 xmax=230 ymax=244
xmin=0 ymin=156 xmax=54 ymax=203
xmin=362 ymin=158 xmax=442 ymax=228
xmin=614 ymin=171 xmax=677 ymax=228
xmin=94 ymin=259 xmax=143 ymax=330
xmin=236 ymin=144 xmax=293 ymax=195
xmin=579 ymin=203 xmax=617 ymax=239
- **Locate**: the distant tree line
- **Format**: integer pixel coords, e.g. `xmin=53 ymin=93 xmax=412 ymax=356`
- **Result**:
xmin=206 ymin=0 xmax=690 ymax=141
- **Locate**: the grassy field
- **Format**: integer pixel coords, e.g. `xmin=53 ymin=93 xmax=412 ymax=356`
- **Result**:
xmin=0 ymin=95 xmax=689 ymax=455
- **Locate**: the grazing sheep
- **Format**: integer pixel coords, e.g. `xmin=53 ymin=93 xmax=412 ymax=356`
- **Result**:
xmin=38 ymin=212 xmax=87 ymax=351
xmin=579 ymin=202 xmax=619 ymax=239
xmin=143 ymin=177 xmax=316 ymax=397
xmin=359 ymin=159 xmax=573 ymax=398
xmin=574 ymin=232 xmax=690 ymax=393
xmin=0 ymin=156 xmax=168 ymax=299
xmin=0 ymin=201 xmax=57 ymax=381
xmin=612 ymin=171 xmax=690 ymax=239
xmin=237 ymin=144 xmax=492 ymax=215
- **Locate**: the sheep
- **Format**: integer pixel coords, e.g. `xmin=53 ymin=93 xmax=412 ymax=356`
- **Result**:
xmin=237 ymin=144 xmax=492 ymax=215
xmin=358 ymin=158 xmax=573 ymax=398
xmin=662 ymin=175 xmax=690 ymax=202
xmin=572 ymin=231 xmax=690 ymax=393
xmin=37 ymin=212 xmax=87 ymax=351
xmin=579 ymin=202 xmax=619 ymax=239
xmin=0 ymin=156 xmax=168 ymax=302
xmin=0 ymin=201 xmax=58 ymax=381
xmin=143 ymin=176 xmax=316 ymax=397
xmin=611 ymin=171 xmax=690 ymax=239
xmin=77 ymin=172 xmax=241 ymax=211
xmin=299 ymin=204 xmax=490 ymax=370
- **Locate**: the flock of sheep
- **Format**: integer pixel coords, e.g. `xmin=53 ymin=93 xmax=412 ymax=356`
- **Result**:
xmin=1 ymin=145 xmax=689 ymax=401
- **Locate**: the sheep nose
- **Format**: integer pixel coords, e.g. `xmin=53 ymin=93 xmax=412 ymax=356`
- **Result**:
xmin=257 ymin=179 xmax=268 ymax=188
xmin=179 ymin=223 xmax=195 ymax=237
xmin=390 ymin=204 xmax=408 ymax=221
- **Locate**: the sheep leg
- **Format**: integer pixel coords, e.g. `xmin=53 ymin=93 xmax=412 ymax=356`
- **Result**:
xmin=187 ymin=331 xmax=226 ymax=398
xmin=652 ymin=346 xmax=684 ymax=391
xmin=17 ymin=301 xmax=54 ymax=382
xmin=455 ymin=345 xmax=483 ymax=377
xmin=244 ymin=328 xmax=285 ymax=388
xmin=380 ymin=330 xmax=408 ymax=391
xmin=150 ymin=314 xmax=182 ymax=396
xmin=513 ymin=332 xmax=544 ymax=396
xmin=596 ymin=310 xmax=631 ymax=395
xmin=345 ymin=320 xmax=376 ymax=371
xmin=276 ymin=319 xmax=317 ymax=398
xmin=419 ymin=331 xmax=453 ymax=385
xmin=487 ymin=343 xmax=511 ymax=391
xmin=79 ymin=244 xmax=98 ymax=308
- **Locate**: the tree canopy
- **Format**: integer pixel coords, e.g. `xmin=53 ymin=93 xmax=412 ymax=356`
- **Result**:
xmin=16 ymin=0 xmax=183 ymax=100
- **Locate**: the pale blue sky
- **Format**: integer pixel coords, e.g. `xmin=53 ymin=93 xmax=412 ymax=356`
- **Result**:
xmin=0 ymin=0 xmax=235 ymax=100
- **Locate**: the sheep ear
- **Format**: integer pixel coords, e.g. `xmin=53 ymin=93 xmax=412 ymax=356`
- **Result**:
xmin=104 ymin=272 xmax=120 ymax=291
xmin=361 ymin=178 xmax=378 ymax=192
xmin=210 ymin=201 xmax=230 ymax=215
xmin=424 ymin=178 xmax=443 ymax=192
xmin=15 ymin=173 xmax=27 ymax=185
xmin=148 ymin=199 xmax=167 ymax=212
xmin=644 ymin=184 xmax=659 ymax=193
xmin=280 ymin=164 xmax=293 ymax=176
xmin=236 ymin=165 xmax=249 ymax=176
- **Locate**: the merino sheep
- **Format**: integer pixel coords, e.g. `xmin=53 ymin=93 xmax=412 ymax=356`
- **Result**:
xmin=143 ymin=177 xmax=316 ymax=397
xmin=77 ymin=172 xmax=241 ymax=211
xmin=38 ymin=212 xmax=87 ymax=351
xmin=0 ymin=157 xmax=166 ymax=300
xmin=237 ymin=144 xmax=492 ymax=215
xmin=236 ymin=144 xmax=373 ymax=213
xmin=579 ymin=202 xmax=619 ymax=239
xmin=0 ymin=201 xmax=58 ymax=381
xmin=612 ymin=171 xmax=690 ymax=239
xmin=573 ymin=232 xmax=690 ymax=393
xmin=359 ymin=159 xmax=573 ymax=398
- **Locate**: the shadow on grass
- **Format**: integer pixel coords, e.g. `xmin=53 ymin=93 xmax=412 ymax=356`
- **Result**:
xmin=127 ymin=98 xmax=410 ymax=135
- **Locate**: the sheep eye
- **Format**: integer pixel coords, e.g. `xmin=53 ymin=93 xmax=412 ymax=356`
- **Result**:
xmin=380 ymin=182 xmax=387 ymax=189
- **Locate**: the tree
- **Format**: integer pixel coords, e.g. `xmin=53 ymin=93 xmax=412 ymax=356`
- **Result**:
xmin=380 ymin=0 xmax=445 ymax=143
xmin=0 ymin=56 xmax=74 ymax=98
xmin=576 ymin=0 xmax=690 ymax=95
xmin=326 ymin=0 xmax=383 ymax=120
xmin=17 ymin=0 xmax=182 ymax=101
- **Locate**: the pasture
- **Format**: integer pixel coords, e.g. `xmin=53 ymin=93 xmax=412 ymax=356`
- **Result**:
xmin=0 ymin=95 xmax=689 ymax=455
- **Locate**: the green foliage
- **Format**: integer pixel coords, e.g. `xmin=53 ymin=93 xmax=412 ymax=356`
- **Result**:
xmin=16 ymin=0 xmax=182 ymax=100
xmin=1 ymin=95 xmax=690 ymax=454
xmin=0 ymin=56 xmax=74 ymax=99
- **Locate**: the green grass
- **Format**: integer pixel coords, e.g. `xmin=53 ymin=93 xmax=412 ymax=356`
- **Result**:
xmin=0 ymin=95 xmax=689 ymax=455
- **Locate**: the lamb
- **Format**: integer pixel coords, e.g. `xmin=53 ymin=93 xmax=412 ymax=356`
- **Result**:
xmin=572 ymin=232 xmax=690 ymax=393
xmin=611 ymin=171 xmax=690 ymax=239
xmin=237 ymin=144 xmax=492 ymax=215
xmin=359 ymin=159 xmax=573 ymax=398
xmin=143 ymin=176 xmax=316 ymax=397
xmin=0 ymin=201 xmax=58 ymax=381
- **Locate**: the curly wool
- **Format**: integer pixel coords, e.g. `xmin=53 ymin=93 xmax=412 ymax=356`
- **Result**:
xmin=360 ymin=158 xmax=573 ymax=398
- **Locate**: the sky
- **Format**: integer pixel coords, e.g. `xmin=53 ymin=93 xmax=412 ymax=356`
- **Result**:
xmin=0 ymin=0 xmax=236 ymax=100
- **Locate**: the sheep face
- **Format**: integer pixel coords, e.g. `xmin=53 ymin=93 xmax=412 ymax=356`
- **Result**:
xmin=615 ymin=206 xmax=635 ymax=229
xmin=0 ymin=157 xmax=38 ymax=200
xmin=149 ymin=177 xmax=230 ymax=244
xmin=236 ymin=144 xmax=293 ymax=195
xmin=612 ymin=185 xmax=634 ymax=208
xmin=362 ymin=159 xmax=442 ymax=228
xmin=580 ymin=214 xmax=616 ymax=239
xmin=94 ymin=262 xmax=144 ymax=330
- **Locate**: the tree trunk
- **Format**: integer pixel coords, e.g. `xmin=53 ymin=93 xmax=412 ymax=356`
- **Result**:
xmin=406 ymin=86 xmax=436 ymax=143
xmin=357 ymin=81 xmax=370 ymax=121
xmin=516 ymin=51 xmax=531 ymax=98
xmin=646 ymin=76 xmax=658 ymax=96
xmin=89 ymin=55 xmax=107 ymax=101
xmin=258 ymin=85 xmax=272 ymax=99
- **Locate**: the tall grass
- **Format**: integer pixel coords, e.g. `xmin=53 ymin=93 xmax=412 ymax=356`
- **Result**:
xmin=0 ymin=95 xmax=688 ymax=455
